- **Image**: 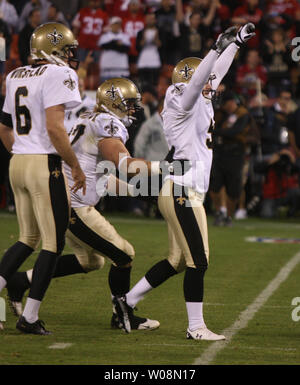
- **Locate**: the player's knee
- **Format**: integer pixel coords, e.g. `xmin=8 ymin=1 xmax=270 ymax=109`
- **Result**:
xmin=167 ymin=257 xmax=186 ymax=273
xmin=123 ymin=241 xmax=135 ymax=259
xmin=186 ymin=261 xmax=208 ymax=271
xmin=112 ymin=241 xmax=134 ymax=267
xmin=19 ymin=234 xmax=40 ymax=250
xmin=81 ymin=254 xmax=105 ymax=272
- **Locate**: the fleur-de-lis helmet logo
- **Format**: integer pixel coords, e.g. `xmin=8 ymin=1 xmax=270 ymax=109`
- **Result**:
xmin=105 ymin=85 xmax=118 ymax=101
xmin=179 ymin=64 xmax=194 ymax=80
xmin=47 ymin=28 xmax=63 ymax=46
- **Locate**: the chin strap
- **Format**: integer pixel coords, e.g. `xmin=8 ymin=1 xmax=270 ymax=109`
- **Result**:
xmin=31 ymin=50 xmax=69 ymax=67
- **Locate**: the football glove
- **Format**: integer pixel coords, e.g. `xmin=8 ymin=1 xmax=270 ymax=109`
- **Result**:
xmin=212 ymin=26 xmax=237 ymax=55
xmin=235 ymin=23 xmax=256 ymax=47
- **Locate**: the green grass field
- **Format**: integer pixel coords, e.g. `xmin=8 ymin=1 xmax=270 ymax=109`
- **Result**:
xmin=0 ymin=210 xmax=300 ymax=365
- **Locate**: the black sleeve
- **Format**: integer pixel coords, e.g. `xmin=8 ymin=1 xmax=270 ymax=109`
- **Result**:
xmin=0 ymin=111 xmax=13 ymax=128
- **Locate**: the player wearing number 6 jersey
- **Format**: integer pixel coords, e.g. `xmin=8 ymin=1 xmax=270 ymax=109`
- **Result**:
xmin=6 ymin=77 xmax=161 ymax=333
xmin=0 ymin=22 xmax=86 ymax=335
xmin=113 ymin=24 xmax=256 ymax=340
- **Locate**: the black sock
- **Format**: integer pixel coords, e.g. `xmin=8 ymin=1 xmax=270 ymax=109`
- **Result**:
xmin=145 ymin=259 xmax=177 ymax=288
xmin=6 ymin=271 xmax=30 ymax=301
xmin=28 ymin=249 xmax=58 ymax=301
xmin=183 ymin=267 xmax=207 ymax=302
xmin=53 ymin=254 xmax=86 ymax=278
xmin=108 ymin=264 xmax=131 ymax=296
xmin=0 ymin=241 xmax=33 ymax=281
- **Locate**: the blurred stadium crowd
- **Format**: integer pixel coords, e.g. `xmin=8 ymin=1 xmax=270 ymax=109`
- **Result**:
xmin=1 ymin=0 xmax=300 ymax=223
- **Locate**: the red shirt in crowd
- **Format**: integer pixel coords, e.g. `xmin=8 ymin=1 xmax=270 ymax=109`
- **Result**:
xmin=263 ymin=169 xmax=299 ymax=199
xmin=72 ymin=7 xmax=108 ymax=50
xmin=236 ymin=63 xmax=268 ymax=98
xmin=122 ymin=11 xmax=145 ymax=57
xmin=105 ymin=0 xmax=146 ymax=17
xmin=266 ymin=0 xmax=300 ymax=17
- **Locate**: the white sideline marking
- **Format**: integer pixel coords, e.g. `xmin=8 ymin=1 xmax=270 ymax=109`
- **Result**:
xmin=48 ymin=343 xmax=73 ymax=350
xmin=194 ymin=250 xmax=300 ymax=365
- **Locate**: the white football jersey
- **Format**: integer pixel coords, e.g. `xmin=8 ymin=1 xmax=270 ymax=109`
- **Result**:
xmin=64 ymin=94 xmax=95 ymax=133
xmin=2 ymin=64 xmax=81 ymax=155
xmin=162 ymin=83 xmax=214 ymax=194
xmin=64 ymin=112 xmax=129 ymax=208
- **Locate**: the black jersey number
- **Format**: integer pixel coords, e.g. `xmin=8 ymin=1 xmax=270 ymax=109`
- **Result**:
xmin=206 ymin=120 xmax=214 ymax=149
xmin=70 ymin=124 xmax=86 ymax=145
xmin=15 ymin=87 xmax=32 ymax=135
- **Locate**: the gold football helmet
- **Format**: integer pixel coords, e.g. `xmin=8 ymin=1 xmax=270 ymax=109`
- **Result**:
xmin=96 ymin=78 xmax=142 ymax=120
xmin=30 ymin=22 xmax=79 ymax=69
xmin=172 ymin=57 xmax=218 ymax=100
xmin=172 ymin=57 xmax=202 ymax=84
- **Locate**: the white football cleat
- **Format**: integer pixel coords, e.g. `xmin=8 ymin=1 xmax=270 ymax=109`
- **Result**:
xmin=186 ymin=327 xmax=226 ymax=341
xmin=111 ymin=305 xmax=160 ymax=331
xmin=136 ymin=318 xmax=160 ymax=330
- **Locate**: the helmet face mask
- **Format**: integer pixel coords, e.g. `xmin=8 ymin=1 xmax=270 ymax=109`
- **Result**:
xmin=202 ymin=73 xmax=218 ymax=101
xmin=96 ymin=78 xmax=142 ymax=123
xmin=62 ymin=45 xmax=79 ymax=70
xmin=30 ymin=22 xmax=79 ymax=69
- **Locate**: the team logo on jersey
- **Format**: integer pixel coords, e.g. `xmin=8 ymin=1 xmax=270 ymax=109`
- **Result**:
xmin=173 ymin=84 xmax=185 ymax=96
xmin=63 ymin=75 xmax=76 ymax=91
xmin=176 ymin=197 xmax=186 ymax=206
xmin=51 ymin=168 xmax=61 ymax=178
xmin=47 ymin=28 xmax=63 ymax=46
xmin=179 ymin=64 xmax=194 ymax=80
xmin=105 ymin=85 xmax=118 ymax=100
xmin=104 ymin=120 xmax=119 ymax=136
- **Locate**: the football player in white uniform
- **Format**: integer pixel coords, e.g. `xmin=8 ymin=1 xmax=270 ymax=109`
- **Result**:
xmin=112 ymin=24 xmax=256 ymax=340
xmin=6 ymin=77 xmax=163 ymax=332
xmin=0 ymin=23 xmax=86 ymax=335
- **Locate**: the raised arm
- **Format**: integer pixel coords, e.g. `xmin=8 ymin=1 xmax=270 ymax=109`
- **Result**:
xmin=181 ymin=27 xmax=237 ymax=111
xmin=212 ymin=23 xmax=256 ymax=90
xmin=211 ymin=43 xmax=240 ymax=90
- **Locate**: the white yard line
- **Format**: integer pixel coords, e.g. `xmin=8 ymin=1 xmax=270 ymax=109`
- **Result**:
xmin=48 ymin=343 xmax=73 ymax=350
xmin=193 ymin=250 xmax=300 ymax=365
